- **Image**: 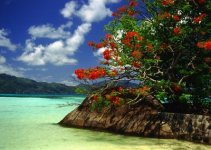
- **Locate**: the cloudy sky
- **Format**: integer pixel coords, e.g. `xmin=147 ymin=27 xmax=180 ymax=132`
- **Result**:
xmin=0 ymin=0 xmax=123 ymax=85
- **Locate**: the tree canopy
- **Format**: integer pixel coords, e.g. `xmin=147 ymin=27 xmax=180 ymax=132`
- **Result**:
xmin=74 ymin=0 xmax=211 ymax=110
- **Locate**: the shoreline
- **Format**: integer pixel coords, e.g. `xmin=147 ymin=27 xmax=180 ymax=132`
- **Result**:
xmin=59 ymin=97 xmax=211 ymax=145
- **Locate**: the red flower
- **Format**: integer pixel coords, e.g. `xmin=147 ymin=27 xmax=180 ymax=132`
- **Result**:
xmin=133 ymin=62 xmax=141 ymax=68
xmin=173 ymin=27 xmax=181 ymax=35
xmin=131 ymin=50 xmax=142 ymax=59
xmin=117 ymin=6 xmax=127 ymax=13
xmin=88 ymin=71 xmax=98 ymax=80
xmin=122 ymin=38 xmax=132 ymax=47
xmin=113 ymin=96 xmax=121 ymax=105
xmin=110 ymin=42 xmax=118 ymax=50
xmin=126 ymin=31 xmax=139 ymax=38
xmin=105 ymin=34 xmax=113 ymax=40
xmin=197 ymin=42 xmax=204 ymax=48
xmin=127 ymin=10 xmax=137 ymax=16
xmin=158 ymin=11 xmax=171 ymax=19
xmin=193 ymin=17 xmax=201 ymax=23
xmin=112 ymin=12 xmax=120 ymax=17
xmin=162 ymin=0 xmax=174 ymax=6
xmin=146 ymin=44 xmax=153 ymax=51
xmin=193 ymin=13 xmax=206 ymax=23
xmin=205 ymin=41 xmax=211 ymax=50
xmin=135 ymin=44 xmax=141 ymax=48
xmin=129 ymin=1 xmax=138 ymax=7
xmin=103 ymin=49 xmax=111 ymax=60
xmin=173 ymin=15 xmax=180 ymax=21
xmin=95 ymin=43 xmax=103 ymax=49
xmin=75 ymin=69 xmax=86 ymax=80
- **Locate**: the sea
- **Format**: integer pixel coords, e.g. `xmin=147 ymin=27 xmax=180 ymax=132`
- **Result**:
xmin=0 ymin=95 xmax=210 ymax=150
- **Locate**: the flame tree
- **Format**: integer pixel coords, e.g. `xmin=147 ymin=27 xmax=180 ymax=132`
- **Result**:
xmin=74 ymin=0 xmax=211 ymax=110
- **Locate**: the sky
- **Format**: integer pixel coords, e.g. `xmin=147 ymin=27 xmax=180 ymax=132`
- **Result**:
xmin=0 ymin=0 xmax=124 ymax=86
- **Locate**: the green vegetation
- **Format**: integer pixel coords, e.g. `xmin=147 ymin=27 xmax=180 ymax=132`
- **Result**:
xmin=74 ymin=0 xmax=211 ymax=113
xmin=0 ymin=74 xmax=76 ymax=94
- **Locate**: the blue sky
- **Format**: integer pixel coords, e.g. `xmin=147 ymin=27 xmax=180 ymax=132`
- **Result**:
xmin=0 ymin=0 xmax=123 ymax=85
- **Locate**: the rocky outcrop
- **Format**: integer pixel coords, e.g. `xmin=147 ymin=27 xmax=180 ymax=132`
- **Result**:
xmin=59 ymin=96 xmax=211 ymax=145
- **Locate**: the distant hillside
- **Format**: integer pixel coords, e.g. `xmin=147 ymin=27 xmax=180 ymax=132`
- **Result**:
xmin=0 ymin=74 xmax=76 ymax=94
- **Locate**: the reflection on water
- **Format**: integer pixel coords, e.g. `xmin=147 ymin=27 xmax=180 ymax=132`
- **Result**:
xmin=0 ymin=96 xmax=210 ymax=150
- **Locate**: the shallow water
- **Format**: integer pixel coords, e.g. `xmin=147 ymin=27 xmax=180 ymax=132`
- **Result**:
xmin=0 ymin=96 xmax=210 ymax=150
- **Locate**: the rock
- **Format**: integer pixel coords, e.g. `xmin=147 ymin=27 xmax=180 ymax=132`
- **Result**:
xmin=59 ymin=96 xmax=211 ymax=145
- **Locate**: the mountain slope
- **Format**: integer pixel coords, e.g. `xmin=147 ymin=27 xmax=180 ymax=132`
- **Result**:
xmin=0 ymin=74 xmax=76 ymax=94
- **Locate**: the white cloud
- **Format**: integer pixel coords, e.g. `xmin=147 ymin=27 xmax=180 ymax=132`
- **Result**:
xmin=18 ymin=0 xmax=120 ymax=66
xmin=0 ymin=29 xmax=17 ymax=51
xmin=0 ymin=55 xmax=23 ymax=77
xmin=0 ymin=55 xmax=6 ymax=64
xmin=61 ymin=0 xmax=120 ymax=23
xmin=18 ymin=23 xmax=91 ymax=66
xmin=93 ymin=47 xmax=106 ymax=57
xmin=76 ymin=0 xmax=111 ymax=22
xmin=28 ymin=22 xmax=72 ymax=39
xmin=61 ymin=1 xmax=78 ymax=18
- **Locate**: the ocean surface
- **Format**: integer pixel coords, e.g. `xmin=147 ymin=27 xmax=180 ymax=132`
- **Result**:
xmin=0 ymin=95 xmax=210 ymax=150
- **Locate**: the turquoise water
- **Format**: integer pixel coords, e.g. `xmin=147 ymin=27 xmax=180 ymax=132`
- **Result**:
xmin=0 ymin=96 xmax=210 ymax=150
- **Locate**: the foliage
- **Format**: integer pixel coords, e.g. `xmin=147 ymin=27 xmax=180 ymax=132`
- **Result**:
xmin=74 ymin=0 xmax=211 ymax=108
xmin=0 ymin=74 xmax=76 ymax=94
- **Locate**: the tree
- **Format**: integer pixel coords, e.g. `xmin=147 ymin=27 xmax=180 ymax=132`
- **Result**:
xmin=74 ymin=0 xmax=211 ymax=110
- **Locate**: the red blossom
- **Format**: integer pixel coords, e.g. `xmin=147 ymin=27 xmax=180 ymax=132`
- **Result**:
xmin=146 ymin=44 xmax=153 ymax=51
xmin=122 ymin=38 xmax=132 ymax=47
xmin=137 ymin=36 xmax=144 ymax=41
xmin=103 ymin=49 xmax=111 ymax=60
xmin=158 ymin=11 xmax=171 ymax=19
xmin=75 ymin=69 xmax=86 ymax=80
xmin=133 ymin=62 xmax=141 ymax=68
xmin=173 ymin=15 xmax=180 ymax=21
xmin=110 ymin=42 xmax=118 ymax=50
xmin=95 ymin=43 xmax=103 ymax=49
xmin=193 ymin=13 xmax=206 ymax=23
xmin=197 ymin=42 xmax=204 ymax=48
xmin=111 ymin=96 xmax=121 ymax=105
xmin=117 ymin=6 xmax=127 ymax=13
xmin=204 ymin=41 xmax=211 ymax=50
xmin=162 ymin=0 xmax=174 ymax=6
xmin=131 ymin=50 xmax=142 ymax=59
xmin=105 ymin=34 xmax=113 ymax=40
xmin=126 ymin=31 xmax=139 ymax=38
xmin=135 ymin=44 xmax=141 ymax=48
xmin=127 ymin=10 xmax=137 ymax=16
xmin=88 ymin=68 xmax=106 ymax=80
xmin=129 ymin=1 xmax=138 ymax=7
xmin=112 ymin=12 xmax=120 ymax=17
xmin=173 ymin=27 xmax=181 ymax=35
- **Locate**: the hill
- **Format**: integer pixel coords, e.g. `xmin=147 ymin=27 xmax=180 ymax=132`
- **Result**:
xmin=0 ymin=74 xmax=76 ymax=94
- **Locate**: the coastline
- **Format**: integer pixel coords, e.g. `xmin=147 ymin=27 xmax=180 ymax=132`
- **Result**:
xmin=59 ymin=96 xmax=211 ymax=145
